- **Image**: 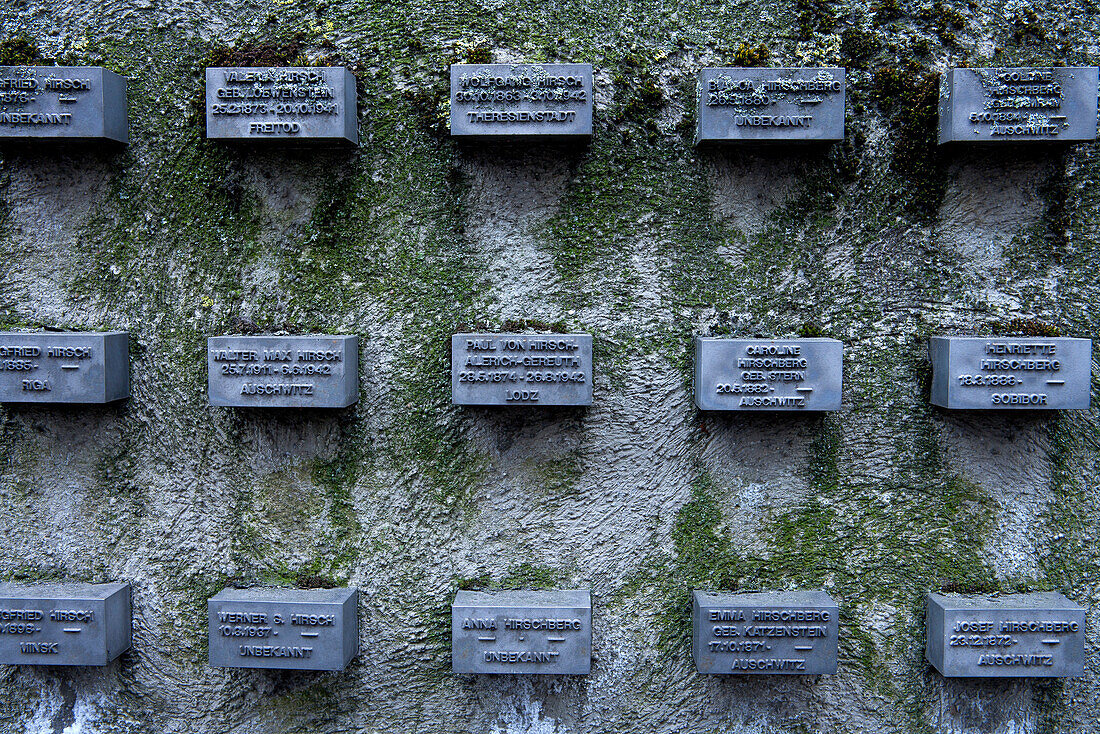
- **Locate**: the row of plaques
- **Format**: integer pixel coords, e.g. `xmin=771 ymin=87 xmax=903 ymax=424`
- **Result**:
xmin=0 ymin=331 xmax=1091 ymax=411
xmin=2 ymin=65 xmax=1097 ymax=144
xmin=0 ymin=584 xmax=1084 ymax=678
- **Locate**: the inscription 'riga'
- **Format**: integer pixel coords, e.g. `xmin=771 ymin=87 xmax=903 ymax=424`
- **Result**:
xmin=0 ymin=332 xmax=129 ymax=404
xmin=451 ymin=333 xmax=593 ymax=407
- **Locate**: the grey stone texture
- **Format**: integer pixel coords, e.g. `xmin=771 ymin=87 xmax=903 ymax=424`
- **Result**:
xmin=694 ymin=337 xmax=843 ymax=410
xmin=450 ymin=64 xmax=593 ymax=138
xmin=692 ymin=590 xmax=839 ymax=674
xmin=925 ymin=592 xmax=1085 ymax=677
xmin=0 ymin=331 xmax=129 ymax=403
xmin=0 ymin=66 xmax=128 ymax=143
xmin=696 ymin=67 xmax=845 ymax=143
xmin=929 ymin=336 xmax=1091 ymax=409
xmin=207 ymin=335 xmax=358 ymax=408
xmin=452 ymin=590 xmax=591 ymax=674
xmin=208 ymin=587 xmax=358 ymax=671
xmin=0 ymin=582 xmax=131 ymax=666
xmin=451 ymin=333 xmax=592 ymax=406
xmin=938 ymin=67 xmax=1100 ymax=144
xmin=205 ymin=67 xmax=358 ymax=144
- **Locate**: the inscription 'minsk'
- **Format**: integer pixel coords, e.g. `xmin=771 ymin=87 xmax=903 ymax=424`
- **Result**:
xmin=0 ymin=583 xmax=131 ymax=666
xmin=697 ymin=68 xmax=845 ymax=143
xmin=452 ymin=333 xmax=592 ymax=406
xmin=450 ymin=64 xmax=593 ymax=138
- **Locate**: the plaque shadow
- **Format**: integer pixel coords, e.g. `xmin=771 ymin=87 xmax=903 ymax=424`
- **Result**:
xmin=699 ymin=673 xmax=825 ymax=720
xmin=458 ymin=405 xmax=587 ymax=455
xmin=924 ymin=670 xmax=1055 ymax=731
xmin=454 ymin=672 xmax=589 ymax=723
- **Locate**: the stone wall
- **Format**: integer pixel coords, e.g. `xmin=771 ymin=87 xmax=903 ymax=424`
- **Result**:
xmin=1 ymin=0 xmax=1099 ymax=732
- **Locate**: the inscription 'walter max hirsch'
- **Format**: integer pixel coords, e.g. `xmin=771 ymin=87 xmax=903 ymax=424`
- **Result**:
xmin=0 ymin=582 xmax=131 ymax=666
xmin=0 ymin=331 xmax=129 ymax=404
xmin=452 ymin=333 xmax=592 ymax=406
xmin=0 ymin=66 xmax=128 ymax=142
xmin=450 ymin=64 xmax=593 ymax=138
xmin=208 ymin=335 xmax=358 ymax=408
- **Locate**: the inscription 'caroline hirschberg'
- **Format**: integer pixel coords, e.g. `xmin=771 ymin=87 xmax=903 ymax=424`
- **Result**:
xmin=970 ymin=69 xmax=1065 ymax=137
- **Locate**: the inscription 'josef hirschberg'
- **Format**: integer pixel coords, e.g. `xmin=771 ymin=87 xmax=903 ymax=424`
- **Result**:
xmin=451 ymin=333 xmax=592 ymax=406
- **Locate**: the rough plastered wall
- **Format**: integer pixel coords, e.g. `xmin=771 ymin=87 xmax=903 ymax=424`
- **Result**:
xmin=1 ymin=0 xmax=1099 ymax=731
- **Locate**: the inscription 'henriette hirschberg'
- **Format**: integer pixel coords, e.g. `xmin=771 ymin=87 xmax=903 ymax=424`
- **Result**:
xmin=451 ymin=333 xmax=592 ymax=406
xmin=0 ymin=583 xmax=131 ymax=666
xmin=0 ymin=66 xmax=128 ymax=142
xmin=697 ymin=68 xmax=845 ymax=143
xmin=938 ymin=67 xmax=1099 ymax=143
xmin=207 ymin=335 xmax=358 ymax=408
xmin=694 ymin=337 xmax=842 ymax=411
xmin=450 ymin=64 xmax=593 ymax=138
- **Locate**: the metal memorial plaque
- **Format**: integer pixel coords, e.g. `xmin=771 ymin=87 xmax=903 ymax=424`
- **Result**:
xmin=207 ymin=335 xmax=358 ymax=408
xmin=0 ymin=331 xmax=129 ymax=404
xmin=694 ymin=337 xmax=842 ymax=411
xmin=929 ymin=337 xmax=1091 ymax=410
xmin=205 ymin=67 xmax=358 ymax=144
xmin=0 ymin=66 xmax=128 ymax=143
xmin=696 ymin=67 xmax=845 ymax=144
xmin=450 ymin=64 xmax=593 ymax=138
xmin=451 ymin=333 xmax=592 ymax=407
xmin=0 ymin=582 xmax=131 ymax=666
xmin=692 ymin=590 xmax=839 ymax=675
xmin=452 ymin=590 xmax=591 ymax=674
xmin=926 ymin=593 xmax=1085 ymax=678
xmin=938 ymin=67 xmax=1099 ymax=144
xmin=208 ymin=587 xmax=358 ymax=671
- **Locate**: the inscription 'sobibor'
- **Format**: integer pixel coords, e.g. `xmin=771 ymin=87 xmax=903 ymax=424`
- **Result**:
xmin=938 ymin=67 xmax=1099 ymax=143
xmin=0 ymin=66 xmax=128 ymax=142
xmin=693 ymin=591 xmax=839 ymax=675
xmin=694 ymin=337 xmax=842 ymax=411
xmin=696 ymin=67 xmax=845 ymax=143
xmin=929 ymin=337 xmax=1091 ymax=409
xmin=450 ymin=64 xmax=593 ymax=138
xmin=205 ymin=67 xmax=358 ymax=144
xmin=926 ymin=593 xmax=1085 ymax=678
xmin=207 ymin=335 xmax=358 ymax=408
xmin=0 ymin=331 xmax=130 ymax=404
xmin=451 ymin=333 xmax=592 ymax=406
xmin=208 ymin=587 xmax=358 ymax=671
xmin=452 ymin=590 xmax=592 ymax=674
xmin=0 ymin=583 xmax=131 ymax=666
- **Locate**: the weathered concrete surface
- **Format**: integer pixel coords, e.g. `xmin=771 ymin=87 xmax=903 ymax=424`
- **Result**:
xmin=0 ymin=1 xmax=1098 ymax=733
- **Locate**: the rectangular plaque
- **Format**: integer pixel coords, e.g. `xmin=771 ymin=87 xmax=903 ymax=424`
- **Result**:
xmin=696 ymin=67 xmax=845 ymax=144
xmin=0 ymin=66 xmax=127 ymax=143
xmin=450 ymin=64 xmax=593 ymax=138
xmin=694 ymin=337 xmax=842 ymax=411
xmin=0 ymin=331 xmax=129 ymax=404
xmin=451 ymin=333 xmax=592 ymax=406
xmin=207 ymin=335 xmax=358 ymax=408
xmin=692 ymin=590 xmax=839 ymax=674
xmin=452 ymin=590 xmax=591 ymax=674
xmin=938 ymin=67 xmax=1099 ymax=143
xmin=926 ymin=593 xmax=1085 ymax=677
xmin=0 ymin=582 xmax=131 ymax=666
xmin=205 ymin=67 xmax=358 ymax=144
xmin=929 ymin=337 xmax=1091 ymax=409
xmin=208 ymin=587 xmax=358 ymax=671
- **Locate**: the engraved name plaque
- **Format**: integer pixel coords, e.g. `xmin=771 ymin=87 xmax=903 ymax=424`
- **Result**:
xmin=0 ymin=66 xmax=127 ymax=143
xmin=692 ymin=590 xmax=839 ymax=674
xmin=207 ymin=335 xmax=358 ymax=408
xmin=938 ymin=67 xmax=1099 ymax=144
xmin=452 ymin=590 xmax=591 ymax=674
xmin=0 ymin=582 xmax=131 ymax=666
xmin=451 ymin=333 xmax=592 ymax=406
xmin=926 ymin=592 xmax=1085 ymax=678
xmin=0 ymin=331 xmax=129 ymax=404
xmin=696 ymin=67 xmax=845 ymax=143
xmin=208 ymin=587 xmax=358 ymax=671
xmin=205 ymin=67 xmax=358 ymax=144
xmin=929 ymin=336 xmax=1091 ymax=410
xmin=694 ymin=337 xmax=842 ymax=411
xmin=450 ymin=64 xmax=593 ymax=138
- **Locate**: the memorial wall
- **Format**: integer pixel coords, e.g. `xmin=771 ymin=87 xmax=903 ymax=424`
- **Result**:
xmin=0 ymin=1 xmax=1099 ymax=733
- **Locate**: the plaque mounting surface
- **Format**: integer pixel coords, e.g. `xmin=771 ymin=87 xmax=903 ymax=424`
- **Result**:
xmin=0 ymin=582 xmax=131 ymax=666
xmin=938 ymin=67 xmax=1099 ymax=144
xmin=929 ymin=336 xmax=1091 ymax=409
xmin=0 ymin=66 xmax=128 ymax=143
xmin=449 ymin=64 xmax=593 ymax=138
xmin=451 ymin=333 xmax=592 ymax=406
xmin=0 ymin=331 xmax=129 ymax=404
xmin=452 ymin=590 xmax=592 ymax=674
xmin=205 ymin=67 xmax=358 ymax=144
xmin=208 ymin=587 xmax=358 ymax=671
xmin=925 ymin=592 xmax=1085 ymax=678
xmin=692 ymin=590 xmax=839 ymax=674
xmin=694 ymin=337 xmax=842 ymax=411
xmin=207 ymin=335 xmax=358 ymax=408
xmin=696 ymin=67 xmax=845 ymax=143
